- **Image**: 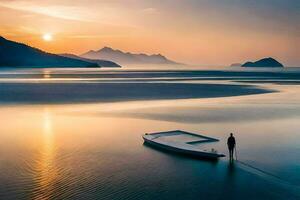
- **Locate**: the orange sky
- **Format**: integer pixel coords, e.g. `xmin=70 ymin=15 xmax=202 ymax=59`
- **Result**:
xmin=0 ymin=0 xmax=299 ymax=66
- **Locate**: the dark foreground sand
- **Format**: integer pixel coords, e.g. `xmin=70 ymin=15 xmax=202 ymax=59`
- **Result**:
xmin=0 ymin=82 xmax=273 ymax=104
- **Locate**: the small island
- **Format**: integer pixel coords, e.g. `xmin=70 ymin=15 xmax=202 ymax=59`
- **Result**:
xmin=242 ymin=57 xmax=284 ymax=68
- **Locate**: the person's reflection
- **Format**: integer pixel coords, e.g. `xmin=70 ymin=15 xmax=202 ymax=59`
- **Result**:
xmin=222 ymin=159 xmax=236 ymax=199
xmin=228 ymin=159 xmax=236 ymax=177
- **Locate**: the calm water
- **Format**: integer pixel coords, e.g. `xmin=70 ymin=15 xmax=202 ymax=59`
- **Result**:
xmin=0 ymin=68 xmax=299 ymax=199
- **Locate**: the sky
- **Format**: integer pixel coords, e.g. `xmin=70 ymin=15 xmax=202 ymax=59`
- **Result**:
xmin=0 ymin=0 xmax=299 ymax=66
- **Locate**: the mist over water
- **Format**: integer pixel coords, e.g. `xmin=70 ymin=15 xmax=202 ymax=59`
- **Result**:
xmin=0 ymin=68 xmax=300 ymax=199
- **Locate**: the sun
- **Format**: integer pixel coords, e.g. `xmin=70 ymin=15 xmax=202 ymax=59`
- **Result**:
xmin=42 ymin=33 xmax=53 ymax=41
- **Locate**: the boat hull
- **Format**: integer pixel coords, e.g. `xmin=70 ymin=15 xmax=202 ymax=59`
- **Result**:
xmin=143 ymin=136 xmax=225 ymax=160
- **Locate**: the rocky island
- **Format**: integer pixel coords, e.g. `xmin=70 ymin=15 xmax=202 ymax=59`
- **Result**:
xmin=242 ymin=57 xmax=284 ymax=68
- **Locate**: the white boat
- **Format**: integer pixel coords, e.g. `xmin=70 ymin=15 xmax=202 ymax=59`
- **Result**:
xmin=143 ymin=130 xmax=225 ymax=159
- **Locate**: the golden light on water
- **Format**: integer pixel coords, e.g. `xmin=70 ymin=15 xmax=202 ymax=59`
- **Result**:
xmin=33 ymin=108 xmax=57 ymax=199
xmin=43 ymin=108 xmax=53 ymax=143
xmin=43 ymin=70 xmax=51 ymax=79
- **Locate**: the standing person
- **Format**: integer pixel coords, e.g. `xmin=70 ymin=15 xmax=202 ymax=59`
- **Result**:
xmin=227 ymin=133 xmax=236 ymax=161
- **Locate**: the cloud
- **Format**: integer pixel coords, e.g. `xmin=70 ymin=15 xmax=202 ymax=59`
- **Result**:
xmin=141 ymin=7 xmax=158 ymax=15
xmin=0 ymin=1 xmax=96 ymax=21
xmin=66 ymin=34 xmax=128 ymax=39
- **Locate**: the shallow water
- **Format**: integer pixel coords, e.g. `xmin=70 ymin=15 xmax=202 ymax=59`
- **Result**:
xmin=0 ymin=68 xmax=299 ymax=199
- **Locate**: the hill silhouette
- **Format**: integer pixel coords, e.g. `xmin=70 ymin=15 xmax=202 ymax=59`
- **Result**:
xmin=60 ymin=54 xmax=121 ymax=68
xmin=0 ymin=36 xmax=97 ymax=68
xmin=242 ymin=57 xmax=284 ymax=68
xmin=81 ymin=47 xmax=179 ymax=65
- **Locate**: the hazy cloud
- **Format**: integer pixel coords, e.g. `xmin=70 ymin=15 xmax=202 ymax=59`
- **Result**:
xmin=0 ymin=1 xmax=96 ymax=21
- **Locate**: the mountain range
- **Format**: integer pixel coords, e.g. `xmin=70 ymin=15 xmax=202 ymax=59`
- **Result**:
xmin=60 ymin=54 xmax=121 ymax=68
xmin=3 ymin=36 xmax=282 ymax=69
xmin=81 ymin=47 xmax=179 ymax=65
xmin=0 ymin=36 xmax=99 ymax=68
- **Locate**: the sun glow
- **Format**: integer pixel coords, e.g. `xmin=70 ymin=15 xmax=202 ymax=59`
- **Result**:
xmin=43 ymin=33 xmax=53 ymax=41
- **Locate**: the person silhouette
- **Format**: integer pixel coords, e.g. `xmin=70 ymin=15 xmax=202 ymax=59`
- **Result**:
xmin=227 ymin=133 xmax=236 ymax=161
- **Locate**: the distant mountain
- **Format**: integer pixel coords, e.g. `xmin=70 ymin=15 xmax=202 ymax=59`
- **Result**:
xmin=60 ymin=54 xmax=121 ymax=68
xmin=230 ymin=63 xmax=242 ymax=67
xmin=242 ymin=57 xmax=284 ymax=68
xmin=81 ymin=47 xmax=179 ymax=65
xmin=0 ymin=36 xmax=97 ymax=68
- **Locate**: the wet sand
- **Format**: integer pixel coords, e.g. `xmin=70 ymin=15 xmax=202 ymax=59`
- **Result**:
xmin=0 ymin=82 xmax=273 ymax=104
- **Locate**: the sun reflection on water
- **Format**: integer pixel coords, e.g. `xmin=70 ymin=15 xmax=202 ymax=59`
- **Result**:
xmin=33 ymin=108 xmax=57 ymax=199
xmin=43 ymin=70 xmax=51 ymax=79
